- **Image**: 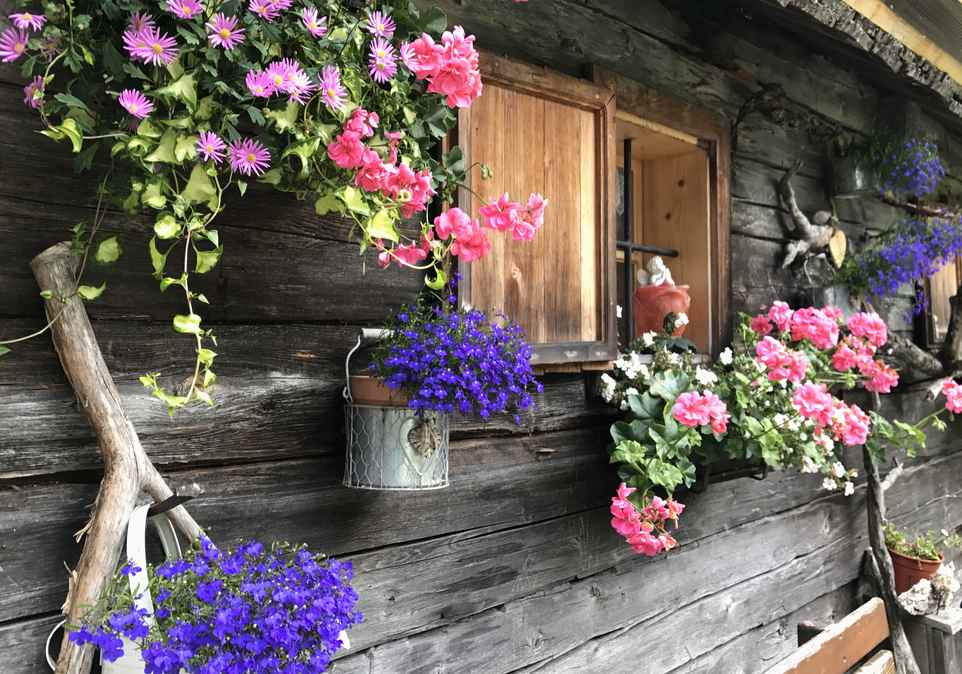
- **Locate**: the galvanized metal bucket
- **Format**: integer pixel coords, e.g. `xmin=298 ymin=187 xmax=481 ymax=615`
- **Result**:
xmin=343 ymin=330 xmax=449 ymax=491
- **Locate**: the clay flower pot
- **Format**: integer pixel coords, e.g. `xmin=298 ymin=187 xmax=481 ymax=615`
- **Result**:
xmin=632 ymin=284 xmax=691 ymax=339
xmin=348 ymin=375 xmax=408 ymax=407
xmin=888 ymin=547 xmax=943 ymax=594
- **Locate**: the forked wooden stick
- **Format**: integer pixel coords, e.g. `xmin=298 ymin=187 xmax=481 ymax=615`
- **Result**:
xmin=31 ymin=242 xmax=205 ymax=674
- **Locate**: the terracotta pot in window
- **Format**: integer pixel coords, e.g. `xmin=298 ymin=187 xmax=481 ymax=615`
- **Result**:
xmin=633 ymin=284 xmax=691 ymax=339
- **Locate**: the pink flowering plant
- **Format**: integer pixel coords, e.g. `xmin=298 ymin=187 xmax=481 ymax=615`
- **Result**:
xmin=602 ymin=303 xmax=959 ymax=557
xmin=2 ymin=0 xmax=544 ymax=412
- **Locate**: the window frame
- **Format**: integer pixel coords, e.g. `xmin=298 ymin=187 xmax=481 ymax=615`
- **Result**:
xmin=456 ymin=51 xmax=619 ymax=366
xmin=593 ymin=67 xmax=732 ymax=355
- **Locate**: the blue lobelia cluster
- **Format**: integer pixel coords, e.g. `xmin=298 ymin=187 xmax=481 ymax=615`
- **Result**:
xmin=878 ymin=138 xmax=946 ymax=199
xmin=854 ymin=216 xmax=962 ymax=313
xmin=371 ymin=288 xmax=542 ymax=422
xmin=69 ymin=539 xmax=362 ymax=674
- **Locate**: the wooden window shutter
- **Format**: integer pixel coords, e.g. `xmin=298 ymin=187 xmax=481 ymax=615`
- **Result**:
xmin=457 ymin=52 xmax=617 ymax=366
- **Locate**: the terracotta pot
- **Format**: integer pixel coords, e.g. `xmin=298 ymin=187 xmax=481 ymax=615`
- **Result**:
xmin=632 ymin=284 xmax=691 ymax=339
xmin=348 ymin=375 xmax=408 ymax=407
xmin=888 ymin=547 xmax=943 ymax=594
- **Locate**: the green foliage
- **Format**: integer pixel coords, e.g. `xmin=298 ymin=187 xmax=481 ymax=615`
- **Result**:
xmin=884 ymin=521 xmax=962 ymax=561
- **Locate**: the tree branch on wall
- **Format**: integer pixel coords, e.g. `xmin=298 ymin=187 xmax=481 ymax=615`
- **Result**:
xmin=778 ymin=161 xmax=837 ymax=268
xmin=31 ymin=242 xmax=205 ymax=674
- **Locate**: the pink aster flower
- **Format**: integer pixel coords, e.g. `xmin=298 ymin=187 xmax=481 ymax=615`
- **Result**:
xmin=0 ymin=27 xmax=29 ymax=62
xmin=301 ymin=7 xmax=327 ymax=37
xmin=366 ymin=10 xmax=396 ymax=39
xmin=118 ymin=89 xmax=154 ymax=119
xmin=285 ymin=70 xmax=316 ymax=104
xmin=245 ymin=70 xmax=274 ymax=98
xmin=319 ymin=65 xmax=347 ymax=111
xmin=249 ymin=0 xmax=280 ymax=21
xmin=22 ymin=75 xmax=44 ymax=109
xmin=229 ymin=137 xmax=271 ymax=176
xmin=129 ymin=12 xmax=155 ymax=33
xmin=125 ymin=26 xmax=178 ymax=65
xmin=197 ymin=131 xmax=226 ymax=164
xmin=166 ymin=0 xmax=204 ymax=20
xmin=206 ymin=13 xmax=245 ymax=49
xmin=942 ymin=379 xmax=962 ymax=414
xmin=10 ymin=11 xmax=46 ymax=31
xmin=399 ymin=42 xmax=417 ymax=72
xmin=368 ymin=37 xmax=397 ymax=84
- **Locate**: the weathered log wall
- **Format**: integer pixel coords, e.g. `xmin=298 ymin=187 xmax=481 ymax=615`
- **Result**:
xmin=3 ymin=1 xmax=962 ymax=672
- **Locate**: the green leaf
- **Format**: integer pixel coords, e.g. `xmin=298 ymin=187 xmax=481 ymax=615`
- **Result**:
xmin=40 ymin=118 xmax=83 ymax=153
xmin=0 ymin=345 xmax=9 ymax=357
xmin=173 ymin=313 xmax=202 ymax=335
xmin=649 ymin=372 xmax=691 ymax=403
xmin=202 ymin=230 xmax=220 ymax=247
xmin=421 ymin=6 xmax=448 ymax=33
xmin=149 ymin=237 xmax=168 ymax=277
xmin=367 ymin=208 xmax=399 ymax=242
xmin=77 ymin=283 xmax=106 ymax=301
xmin=314 ymin=193 xmax=343 ymax=215
xmin=160 ymin=275 xmax=187 ymax=292
xmin=155 ymin=73 xmax=197 ymax=109
xmin=194 ymin=246 xmax=222 ymax=273
xmin=181 ymin=165 xmax=216 ymax=204
xmin=174 ymin=134 xmax=198 ymax=162
xmin=266 ymin=102 xmax=300 ymax=132
xmin=95 ymin=236 xmax=122 ymax=264
xmin=258 ymin=169 xmax=282 ymax=186
xmin=39 ymin=290 xmax=54 ymax=300
xmin=141 ymin=180 xmax=167 ymax=209
xmin=237 ymin=180 xmax=247 ymax=196
xmin=339 ymin=186 xmax=369 ymax=215
xmin=628 ymin=392 xmax=663 ymax=420
xmin=197 ymin=348 xmax=217 ymax=366
xmin=54 ymin=93 xmax=90 ymax=113
xmin=282 ymin=138 xmax=320 ymax=176
xmin=425 ymin=269 xmax=447 ymax=290
xmin=145 ymin=129 xmax=178 ymax=163
xmin=246 ymin=105 xmax=266 ymax=126
xmin=154 ymin=214 xmax=180 ymax=240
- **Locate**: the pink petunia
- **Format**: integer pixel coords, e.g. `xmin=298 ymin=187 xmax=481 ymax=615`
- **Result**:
xmin=228 ymin=137 xmax=271 ymax=176
xmin=206 ymin=13 xmax=245 ymax=49
xmin=0 ymin=27 xmax=29 ymax=62
xmin=366 ymin=10 xmax=396 ymax=39
xmin=301 ymin=7 xmax=327 ymax=37
xmin=942 ymin=379 xmax=962 ymax=414
xmin=10 ymin=11 xmax=46 ymax=31
xmin=196 ymin=131 xmax=226 ymax=163
xmin=22 ymin=75 xmax=44 ymax=109
xmin=118 ymin=89 xmax=154 ymax=119
xmin=319 ymin=65 xmax=347 ymax=111
xmin=368 ymin=37 xmax=397 ymax=84
xmin=166 ymin=0 xmax=204 ymax=20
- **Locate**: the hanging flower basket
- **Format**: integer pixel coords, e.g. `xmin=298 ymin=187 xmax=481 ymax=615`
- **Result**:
xmin=343 ymin=333 xmax=449 ymax=491
xmin=831 ymin=152 xmax=880 ymax=198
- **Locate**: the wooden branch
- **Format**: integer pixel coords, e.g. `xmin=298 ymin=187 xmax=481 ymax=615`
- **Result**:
xmin=883 ymin=334 xmax=946 ymax=382
xmin=863 ymin=442 xmax=922 ymax=674
xmin=880 ymin=193 xmax=961 ymax=221
xmin=778 ymin=161 xmax=835 ymax=268
xmin=881 ymin=460 xmax=905 ymax=493
xmin=31 ymin=243 xmax=205 ymax=674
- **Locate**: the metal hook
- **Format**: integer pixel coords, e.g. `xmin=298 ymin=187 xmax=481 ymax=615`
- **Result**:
xmin=344 ymin=328 xmax=393 ymax=403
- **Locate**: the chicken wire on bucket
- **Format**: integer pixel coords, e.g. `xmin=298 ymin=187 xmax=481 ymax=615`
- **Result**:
xmin=343 ymin=330 xmax=449 ymax=490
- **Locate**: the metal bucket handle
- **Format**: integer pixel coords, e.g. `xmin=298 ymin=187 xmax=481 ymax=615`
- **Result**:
xmin=344 ymin=328 xmax=392 ymax=403
xmin=46 ymin=505 xmax=182 ymax=671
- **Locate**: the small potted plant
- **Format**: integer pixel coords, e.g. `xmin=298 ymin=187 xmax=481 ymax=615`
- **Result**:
xmin=343 ymin=282 xmax=542 ymax=490
xmin=884 ymin=522 xmax=962 ymax=594
xmin=67 ymin=538 xmax=362 ymax=673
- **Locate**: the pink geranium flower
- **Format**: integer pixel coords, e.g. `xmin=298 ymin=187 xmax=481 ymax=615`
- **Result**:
xmin=10 ymin=11 xmax=46 ymax=31
xmin=750 ymin=314 xmax=772 ymax=336
xmin=196 ymin=131 xmax=226 ymax=164
xmin=768 ymin=301 xmax=794 ymax=333
xmin=327 ymin=131 xmax=366 ymax=170
xmin=166 ymin=0 xmax=204 ymax=20
xmin=672 ymin=391 xmax=728 ymax=432
xmin=831 ymin=402 xmax=870 ymax=447
xmin=354 ymin=150 xmax=389 ymax=192
xmin=480 ymin=193 xmax=521 ymax=231
xmin=0 ymin=27 xmax=29 ymax=62
xmin=23 ymin=75 xmax=44 ymax=109
xmin=792 ymin=383 xmax=834 ymax=427
xmin=831 ymin=343 xmax=857 ymax=372
xmin=301 ymin=7 xmax=327 ymax=37
xmin=319 ymin=65 xmax=347 ymax=111
xmin=942 ymin=379 xmax=962 ymax=414
xmin=513 ymin=193 xmax=546 ymax=241
xmin=754 ymin=336 xmax=785 ymax=369
xmin=118 ymin=89 xmax=154 ymax=119
xmin=407 ymin=26 xmax=483 ymax=108
xmin=229 ymin=137 xmax=271 ymax=176
xmin=206 ymin=13 xmax=245 ymax=49
xmin=345 ymin=108 xmax=379 ymax=137
xmin=790 ymin=307 xmax=839 ymax=350
xmin=366 ymin=10 xmax=396 ymax=39
xmin=847 ymin=312 xmax=888 ymax=348
xmin=862 ymin=360 xmax=899 ymax=394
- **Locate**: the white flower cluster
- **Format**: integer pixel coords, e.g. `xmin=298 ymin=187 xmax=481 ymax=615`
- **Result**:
xmin=614 ymin=351 xmax=650 ymax=382
xmin=600 ymin=373 xmax=617 ymax=403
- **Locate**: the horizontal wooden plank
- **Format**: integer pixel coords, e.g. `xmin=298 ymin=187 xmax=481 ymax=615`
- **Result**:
xmin=332 ymin=451 xmax=962 ymax=673
xmin=0 ymin=613 xmax=61 ymax=674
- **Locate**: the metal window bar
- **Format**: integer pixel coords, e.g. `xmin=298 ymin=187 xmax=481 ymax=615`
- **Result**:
xmin=619 ymin=138 xmax=679 ymax=344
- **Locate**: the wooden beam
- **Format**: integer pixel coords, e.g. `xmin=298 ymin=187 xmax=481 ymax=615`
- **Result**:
xmin=841 ymin=0 xmax=962 ymax=87
xmin=765 ymin=597 xmax=889 ymax=674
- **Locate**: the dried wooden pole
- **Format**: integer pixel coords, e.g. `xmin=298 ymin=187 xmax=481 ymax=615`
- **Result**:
xmin=777 ymin=161 xmax=837 ymax=268
xmin=31 ymin=242 xmax=205 ymax=674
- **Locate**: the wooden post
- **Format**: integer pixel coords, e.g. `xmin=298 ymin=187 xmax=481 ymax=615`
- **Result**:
xmin=31 ymin=242 xmax=205 ymax=674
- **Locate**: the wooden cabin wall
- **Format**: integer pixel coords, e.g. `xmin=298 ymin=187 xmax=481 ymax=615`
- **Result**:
xmin=3 ymin=1 xmax=962 ymax=671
